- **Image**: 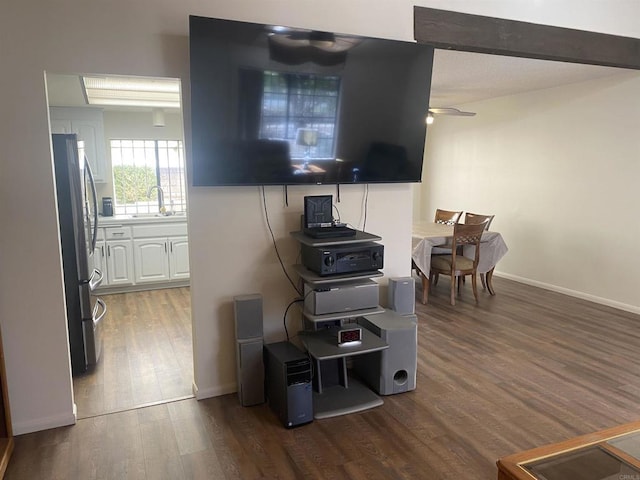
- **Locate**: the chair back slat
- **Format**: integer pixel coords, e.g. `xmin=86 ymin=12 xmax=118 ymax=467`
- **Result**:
xmin=434 ymin=209 xmax=463 ymax=225
xmin=464 ymin=212 xmax=495 ymax=230
xmin=452 ymin=222 xmax=486 ymax=268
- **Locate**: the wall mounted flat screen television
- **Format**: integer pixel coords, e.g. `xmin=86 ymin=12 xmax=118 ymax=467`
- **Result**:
xmin=189 ymin=15 xmax=434 ymax=186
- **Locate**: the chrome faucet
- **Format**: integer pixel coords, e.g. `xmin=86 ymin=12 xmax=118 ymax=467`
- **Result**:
xmin=147 ymin=185 xmax=165 ymax=214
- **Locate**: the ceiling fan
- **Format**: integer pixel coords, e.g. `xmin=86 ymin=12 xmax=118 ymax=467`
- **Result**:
xmin=426 ymin=107 xmax=476 ymax=124
xmin=267 ymin=27 xmax=362 ymax=65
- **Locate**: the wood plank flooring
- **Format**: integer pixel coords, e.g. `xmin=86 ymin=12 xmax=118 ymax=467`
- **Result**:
xmin=73 ymin=287 xmax=193 ymax=419
xmin=6 ymin=277 xmax=640 ymax=479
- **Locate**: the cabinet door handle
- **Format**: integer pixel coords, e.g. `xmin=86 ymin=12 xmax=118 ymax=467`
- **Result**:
xmin=107 ymin=245 xmax=111 ymax=256
xmin=164 ymin=242 xmax=167 ymax=253
xmin=101 ymin=245 xmax=104 ymax=257
xmin=170 ymin=241 xmax=173 ymax=253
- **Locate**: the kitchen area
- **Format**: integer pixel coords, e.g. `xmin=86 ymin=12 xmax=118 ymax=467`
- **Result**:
xmin=47 ymin=73 xmax=192 ymax=418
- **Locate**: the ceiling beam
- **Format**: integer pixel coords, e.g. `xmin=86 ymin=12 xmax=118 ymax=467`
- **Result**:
xmin=414 ymin=6 xmax=640 ymax=70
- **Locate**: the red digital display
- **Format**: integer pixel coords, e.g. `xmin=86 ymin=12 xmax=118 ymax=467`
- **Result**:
xmin=339 ymin=328 xmax=362 ymax=344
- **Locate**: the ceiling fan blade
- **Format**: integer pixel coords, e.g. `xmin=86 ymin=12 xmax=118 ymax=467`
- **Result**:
xmin=429 ymin=107 xmax=476 ymax=116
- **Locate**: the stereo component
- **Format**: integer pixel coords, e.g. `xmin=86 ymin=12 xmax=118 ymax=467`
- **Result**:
xmin=338 ymin=327 xmax=362 ymax=346
xmin=353 ymin=309 xmax=417 ymax=395
xmin=234 ymin=294 xmax=265 ymax=406
xmin=388 ymin=277 xmax=415 ymax=315
xmin=304 ymin=279 xmax=379 ymax=315
xmin=301 ymin=242 xmax=384 ymax=276
xmin=264 ymin=341 xmax=313 ymax=428
xmin=234 ymin=294 xmax=263 ymax=340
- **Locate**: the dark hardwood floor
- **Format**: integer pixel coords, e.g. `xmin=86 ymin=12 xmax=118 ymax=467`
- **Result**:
xmin=73 ymin=287 xmax=193 ymax=419
xmin=6 ymin=277 xmax=640 ymax=479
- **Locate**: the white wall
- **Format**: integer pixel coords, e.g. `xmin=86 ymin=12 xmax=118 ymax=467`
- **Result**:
xmin=420 ymin=71 xmax=640 ymax=312
xmin=1 ymin=0 xmax=638 ymax=434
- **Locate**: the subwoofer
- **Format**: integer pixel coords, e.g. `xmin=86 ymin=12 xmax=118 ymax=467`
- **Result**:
xmin=353 ymin=309 xmax=417 ymax=395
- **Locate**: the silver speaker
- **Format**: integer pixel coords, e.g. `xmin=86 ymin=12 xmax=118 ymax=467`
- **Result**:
xmin=354 ymin=309 xmax=417 ymax=395
xmin=236 ymin=339 xmax=265 ymax=406
xmin=234 ymin=294 xmax=264 ymax=406
xmin=388 ymin=277 xmax=415 ymax=315
xmin=234 ymin=294 xmax=263 ymax=340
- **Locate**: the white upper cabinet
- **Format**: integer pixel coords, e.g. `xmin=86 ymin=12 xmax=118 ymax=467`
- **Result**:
xmin=50 ymin=107 xmax=108 ymax=183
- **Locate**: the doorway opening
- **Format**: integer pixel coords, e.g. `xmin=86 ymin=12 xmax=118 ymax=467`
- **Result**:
xmin=46 ymin=72 xmax=193 ymax=419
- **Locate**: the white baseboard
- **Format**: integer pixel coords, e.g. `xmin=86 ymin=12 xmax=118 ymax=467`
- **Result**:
xmin=13 ymin=410 xmax=76 ymax=436
xmin=496 ymin=271 xmax=640 ymax=315
xmin=192 ymin=380 xmax=236 ymax=400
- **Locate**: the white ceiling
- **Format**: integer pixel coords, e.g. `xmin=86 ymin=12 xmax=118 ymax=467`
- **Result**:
xmin=429 ymin=49 xmax=627 ymax=107
xmin=46 ymin=51 xmax=629 ymax=112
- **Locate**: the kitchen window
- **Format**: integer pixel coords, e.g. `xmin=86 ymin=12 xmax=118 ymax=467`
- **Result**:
xmin=110 ymin=139 xmax=186 ymax=215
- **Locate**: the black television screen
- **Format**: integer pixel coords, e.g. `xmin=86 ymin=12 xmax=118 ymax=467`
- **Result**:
xmin=189 ymin=15 xmax=434 ymax=186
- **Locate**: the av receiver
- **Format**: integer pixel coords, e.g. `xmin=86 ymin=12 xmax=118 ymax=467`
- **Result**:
xmin=301 ymin=242 xmax=384 ymax=276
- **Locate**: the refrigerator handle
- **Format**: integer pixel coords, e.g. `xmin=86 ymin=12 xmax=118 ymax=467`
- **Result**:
xmin=84 ymin=155 xmax=99 ymax=252
xmin=93 ymin=297 xmax=107 ymax=324
xmin=89 ymin=268 xmax=104 ymax=291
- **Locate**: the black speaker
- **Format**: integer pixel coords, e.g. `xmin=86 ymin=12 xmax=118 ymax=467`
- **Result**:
xmin=234 ymin=294 xmax=264 ymax=406
xmin=388 ymin=277 xmax=415 ymax=315
xmin=264 ymin=342 xmax=313 ymax=428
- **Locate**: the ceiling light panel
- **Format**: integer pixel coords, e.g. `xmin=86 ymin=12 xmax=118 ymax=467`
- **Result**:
xmin=82 ymin=75 xmax=181 ymax=109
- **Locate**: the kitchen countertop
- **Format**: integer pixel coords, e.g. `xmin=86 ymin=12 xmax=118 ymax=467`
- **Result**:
xmin=98 ymin=213 xmax=187 ymax=225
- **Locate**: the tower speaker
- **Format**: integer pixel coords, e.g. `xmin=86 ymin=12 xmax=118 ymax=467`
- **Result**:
xmin=234 ymin=294 xmax=265 ymax=406
xmin=353 ymin=309 xmax=417 ymax=395
xmin=388 ymin=277 xmax=415 ymax=315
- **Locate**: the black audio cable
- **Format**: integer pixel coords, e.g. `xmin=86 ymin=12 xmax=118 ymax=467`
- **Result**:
xmin=261 ymin=186 xmax=302 ymax=296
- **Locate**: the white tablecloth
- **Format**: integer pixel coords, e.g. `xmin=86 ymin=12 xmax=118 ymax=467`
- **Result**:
xmin=411 ymin=222 xmax=508 ymax=279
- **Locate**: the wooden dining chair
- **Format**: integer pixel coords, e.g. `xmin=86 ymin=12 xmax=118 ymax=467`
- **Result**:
xmin=434 ymin=209 xmax=463 ymax=225
xmin=462 ymin=212 xmax=495 ymax=290
xmin=428 ymin=222 xmax=486 ymax=306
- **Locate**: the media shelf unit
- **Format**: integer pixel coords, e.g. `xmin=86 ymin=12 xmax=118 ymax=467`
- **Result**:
xmin=298 ymin=328 xmax=388 ymax=419
xmin=291 ymin=229 xmax=387 ymax=419
xmin=290 ymin=230 xmax=381 ymax=247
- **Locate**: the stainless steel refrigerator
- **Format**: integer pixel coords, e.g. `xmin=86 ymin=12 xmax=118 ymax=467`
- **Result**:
xmin=52 ymin=133 xmax=106 ymax=376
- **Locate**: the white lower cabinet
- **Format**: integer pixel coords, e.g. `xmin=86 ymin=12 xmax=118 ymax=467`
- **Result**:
xmin=133 ymin=238 xmax=170 ymax=283
xmin=94 ymin=226 xmax=134 ymax=287
xmin=96 ymin=221 xmax=188 ymax=291
xmin=168 ymin=236 xmax=190 ymax=280
xmin=132 ymin=221 xmax=190 ymax=285
xmin=105 ymin=240 xmax=135 ymax=286
xmin=133 ymin=236 xmax=190 ymax=283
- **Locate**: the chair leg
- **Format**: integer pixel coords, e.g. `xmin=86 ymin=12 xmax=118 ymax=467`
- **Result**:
xmin=471 ymin=273 xmax=479 ymax=304
xmin=480 ymin=273 xmax=486 ymax=290
xmin=450 ymin=275 xmax=456 ymax=306
xmin=420 ymin=272 xmax=429 ymax=304
xmin=433 ymin=273 xmax=439 ymax=286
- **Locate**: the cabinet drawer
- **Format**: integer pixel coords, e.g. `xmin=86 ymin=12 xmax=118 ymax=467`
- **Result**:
xmin=103 ymin=226 xmax=132 ymax=240
xmin=132 ymin=223 xmax=187 ymax=238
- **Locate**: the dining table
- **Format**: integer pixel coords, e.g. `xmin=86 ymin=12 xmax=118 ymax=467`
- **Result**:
xmin=411 ymin=220 xmax=509 ymax=302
